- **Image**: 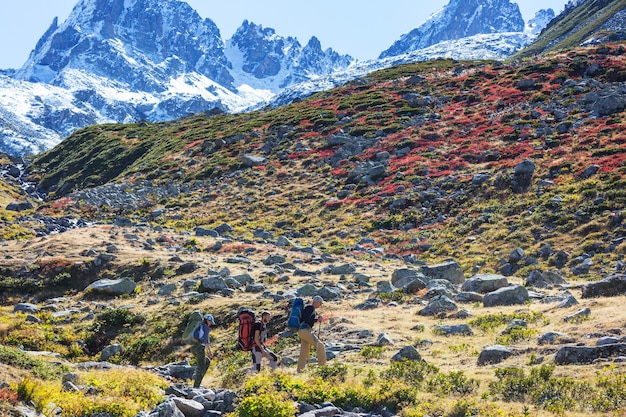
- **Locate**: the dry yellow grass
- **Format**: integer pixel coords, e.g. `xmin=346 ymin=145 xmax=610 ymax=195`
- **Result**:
xmin=1 ymin=223 xmax=625 ymax=417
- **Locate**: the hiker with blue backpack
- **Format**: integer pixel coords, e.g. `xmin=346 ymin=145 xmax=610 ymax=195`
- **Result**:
xmin=191 ymin=313 xmax=215 ymax=388
xmin=251 ymin=311 xmax=278 ymax=372
xmin=296 ymin=295 xmax=327 ymax=372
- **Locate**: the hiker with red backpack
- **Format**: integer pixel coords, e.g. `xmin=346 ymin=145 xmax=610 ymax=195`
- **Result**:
xmin=251 ymin=311 xmax=278 ymax=372
xmin=297 ymin=295 xmax=327 ymax=372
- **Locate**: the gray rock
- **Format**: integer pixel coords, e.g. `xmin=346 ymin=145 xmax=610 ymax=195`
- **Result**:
xmin=525 ymin=270 xmax=566 ymax=288
xmin=85 ymin=277 xmax=136 ymax=296
xmin=555 ymin=343 xmax=626 ymax=365
xmin=245 ymin=284 xmax=265 ymax=293
xmin=263 ymin=254 xmax=286 ymax=265
xmin=241 ymin=154 xmax=267 ymax=167
xmin=418 ymin=295 xmax=458 ymax=316
xmin=150 ymin=399 xmax=186 ymax=417
xmin=232 ymin=273 xmax=254 ymax=286
xmin=158 ymin=283 xmax=177 ymax=296
xmin=377 ymin=333 xmax=394 ymax=346
xmin=391 ymin=268 xmax=422 ymax=285
xmin=420 ymin=260 xmax=465 ymax=284
xmin=391 ymin=345 xmax=422 ymax=362
xmin=461 ymin=274 xmax=509 ymax=293
xmin=477 ymin=345 xmax=512 ymax=365
xmin=199 ymin=276 xmax=229 ymax=293
xmin=6 ymin=201 xmax=33 ymax=211
xmin=581 ymin=274 xmax=626 ymax=298
xmin=276 ymin=235 xmax=295 ymax=247
xmin=537 ymin=331 xmax=574 ymax=345
xmin=509 ymin=247 xmax=525 ymax=263
xmin=454 ymin=292 xmax=483 ymax=303
xmin=14 ymin=303 xmax=39 ymax=314
xmin=171 ymin=397 xmax=205 ymax=417
xmin=376 ymin=281 xmax=396 ymax=294
xmin=564 ymin=307 xmax=591 ymax=322
xmin=100 ymin=344 xmax=122 ymax=361
xmin=329 ymin=264 xmax=356 ymax=275
xmin=597 ymin=336 xmax=620 ymax=346
xmin=433 ymin=324 xmax=473 ymax=336
xmin=557 ymin=295 xmax=579 ymax=308
xmin=195 ymin=227 xmax=219 ymax=237
xmin=483 ymin=285 xmax=529 ymax=307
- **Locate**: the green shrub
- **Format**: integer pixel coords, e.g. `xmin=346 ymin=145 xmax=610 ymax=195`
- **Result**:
xmin=360 ymin=345 xmax=385 ymax=360
xmin=469 ymin=312 xmax=544 ymax=332
xmin=313 ymin=362 xmax=349 ymax=382
xmin=426 ymin=371 xmax=479 ymax=396
xmin=122 ymin=336 xmax=162 ymax=365
xmin=495 ymin=328 xmax=539 ymax=345
xmin=380 ymin=359 xmax=439 ymax=387
xmin=236 ymin=392 xmax=296 ymax=417
xmin=216 ymin=350 xmax=250 ymax=388
xmin=0 ymin=345 xmax=63 ymax=380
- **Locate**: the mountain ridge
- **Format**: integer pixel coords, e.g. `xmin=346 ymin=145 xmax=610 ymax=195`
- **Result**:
xmin=0 ymin=0 xmax=554 ymax=156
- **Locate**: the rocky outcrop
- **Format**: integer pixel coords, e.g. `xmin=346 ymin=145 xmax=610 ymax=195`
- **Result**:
xmin=581 ymin=274 xmax=626 ymax=298
xmin=554 ymin=343 xmax=626 ymax=365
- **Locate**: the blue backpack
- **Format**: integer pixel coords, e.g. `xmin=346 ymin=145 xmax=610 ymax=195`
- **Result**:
xmin=287 ymin=297 xmax=304 ymax=330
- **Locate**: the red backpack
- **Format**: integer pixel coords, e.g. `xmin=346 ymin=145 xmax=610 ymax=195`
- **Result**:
xmin=237 ymin=309 xmax=256 ymax=351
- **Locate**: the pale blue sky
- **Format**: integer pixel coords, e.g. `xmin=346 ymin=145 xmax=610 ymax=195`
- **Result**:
xmin=0 ymin=0 xmax=569 ymax=69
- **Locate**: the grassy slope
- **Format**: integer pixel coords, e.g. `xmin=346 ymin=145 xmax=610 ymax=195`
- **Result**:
xmin=26 ymin=47 xmax=626 ymax=275
xmin=512 ymin=0 xmax=626 ymax=59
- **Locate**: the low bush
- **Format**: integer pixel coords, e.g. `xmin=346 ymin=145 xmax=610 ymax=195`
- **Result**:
xmin=16 ymin=369 xmax=166 ymax=417
xmin=0 ymin=345 xmax=64 ymax=380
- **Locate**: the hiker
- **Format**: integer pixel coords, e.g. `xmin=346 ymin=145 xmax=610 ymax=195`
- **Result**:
xmin=251 ymin=310 xmax=278 ymax=372
xmin=297 ymin=295 xmax=327 ymax=372
xmin=192 ymin=313 xmax=215 ymax=388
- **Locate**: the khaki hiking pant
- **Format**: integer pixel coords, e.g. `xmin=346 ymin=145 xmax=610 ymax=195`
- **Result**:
xmin=297 ymin=326 xmax=326 ymax=372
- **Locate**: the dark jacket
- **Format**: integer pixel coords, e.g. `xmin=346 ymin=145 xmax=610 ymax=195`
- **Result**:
xmin=300 ymin=305 xmax=318 ymax=328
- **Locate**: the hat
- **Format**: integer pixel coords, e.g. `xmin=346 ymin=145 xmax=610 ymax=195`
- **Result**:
xmin=312 ymin=295 xmax=324 ymax=304
xmin=204 ymin=314 xmax=216 ymax=325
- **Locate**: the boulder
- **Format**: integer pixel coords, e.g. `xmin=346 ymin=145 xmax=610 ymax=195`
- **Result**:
xmin=200 ymin=276 xmax=229 ymax=293
xmin=461 ymin=274 xmax=509 ymax=294
xmin=14 ymin=303 xmax=39 ymax=314
xmin=420 ymin=260 xmax=465 ymax=284
xmin=554 ymin=343 xmax=626 ymax=365
xmin=391 ymin=345 xmax=422 ymax=362
xmin=85 ymin=278 xmax=136 ymax=296
xmin=418 ymin=295 xmax=458 ymax=316
xmin=483 ymin=285 xmax=529 ymax=307
xmin=477 ymin=345 xmax=512 ymax=365
xmin=537 ymin=331 xmax=574 ymax=345
xmin=433 ymin=324 xmax=473 ymax=336
xmin=171 ymin=397 xmax=205 ymax=417
xmin=581 ymin=274 xmax=626 ymax=298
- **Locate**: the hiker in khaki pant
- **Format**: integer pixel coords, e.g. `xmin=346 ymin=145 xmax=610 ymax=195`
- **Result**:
xmin=297 ymin=295 xmax=326 ymax=372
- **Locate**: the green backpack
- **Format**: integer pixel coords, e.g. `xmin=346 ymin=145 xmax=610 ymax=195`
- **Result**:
xmin=182 ymin=310 xmax=203 ymax=344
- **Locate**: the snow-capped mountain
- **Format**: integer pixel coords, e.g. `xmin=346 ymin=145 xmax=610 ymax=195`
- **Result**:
xmin=0 ymin=0 xmax=353 ymax=155
xmin=0 ymin=0 xmax=554 ymax=156
xmin=379 ymin=0 xmax=526 ymax=59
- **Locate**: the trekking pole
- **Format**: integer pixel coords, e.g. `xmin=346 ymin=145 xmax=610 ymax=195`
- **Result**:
xmin=317 ymin=319 xmax=323 ymax=343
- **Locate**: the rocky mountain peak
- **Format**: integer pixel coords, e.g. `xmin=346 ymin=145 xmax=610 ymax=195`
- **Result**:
xmin=225 ymin=20 xmax=353 ymax=91
xmin=527 ymin=8 xmax=556 ymax=35
xmin=15 ymin=0 xmax=233 ymax=90
xmin=379 ymin=0 xmax=525 ymax=59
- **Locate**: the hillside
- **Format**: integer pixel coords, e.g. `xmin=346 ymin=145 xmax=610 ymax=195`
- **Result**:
xmin=513 ymin=0 xmax=626 ymax=58
xmin=0 ymin=44 xmax=626 ymax=417
xmin=24 ymin=44 xmax=626 ymax=275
